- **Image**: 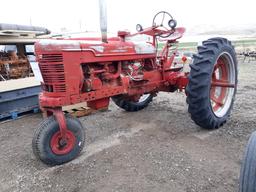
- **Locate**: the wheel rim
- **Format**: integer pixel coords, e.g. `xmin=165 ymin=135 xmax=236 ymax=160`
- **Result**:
xmin=138 ymin=94 xmax=151 ymax=103
xmin=50 ymin=130 xmax=76 ymax=155
xmin=210 ymin=52 xmax=236 ymax=118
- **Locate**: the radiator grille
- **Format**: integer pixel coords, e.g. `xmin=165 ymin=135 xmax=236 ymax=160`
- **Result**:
xmin=40 ymin=54 xmax=63 ymax=63
xmin=39 ymin=54 xmax=66 ymax=92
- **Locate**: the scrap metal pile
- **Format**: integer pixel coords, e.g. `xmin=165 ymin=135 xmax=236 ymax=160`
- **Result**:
xmin=0 ymin=22 xmax=50 ymax=81
xmin=0 ymin=51 xmax=31 ymax=81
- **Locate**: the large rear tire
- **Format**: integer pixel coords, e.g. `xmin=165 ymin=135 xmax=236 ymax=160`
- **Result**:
xmin=240 ymin=131 xmax=256 ymax=192
xmin=112 ymin=94 xmax=154 ymax=112
xmin=186 ymin=37 xmax=238 ymax=129
xmin=32 ymin=115 xmax=85 ymax=166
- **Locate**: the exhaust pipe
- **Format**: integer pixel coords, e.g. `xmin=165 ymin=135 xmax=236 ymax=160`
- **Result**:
xmin=99 ymin=0 xmax=108 ymax=43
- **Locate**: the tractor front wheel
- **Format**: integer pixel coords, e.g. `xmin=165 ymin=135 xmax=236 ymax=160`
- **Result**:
xmin=112 ymin=93 xmax=154 ymax=112
xmin=186 ymin=37 xmax=237 ymax=129
xmin=32 ymin=115 xmax=85 ymax=165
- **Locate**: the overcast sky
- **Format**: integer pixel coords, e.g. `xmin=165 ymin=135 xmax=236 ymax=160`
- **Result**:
xmin=0 ymin=0 xmax=255 ymax=34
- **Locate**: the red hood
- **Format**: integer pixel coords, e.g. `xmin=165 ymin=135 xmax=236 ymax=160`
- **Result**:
xmin=35 ymin=37 xmax=156 ymax=56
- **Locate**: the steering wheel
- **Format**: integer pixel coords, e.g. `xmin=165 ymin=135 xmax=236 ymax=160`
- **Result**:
xmin=152 ymin=11 xmax=177 ymax=38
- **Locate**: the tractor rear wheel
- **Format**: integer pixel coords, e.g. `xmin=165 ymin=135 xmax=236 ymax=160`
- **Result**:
xmin=186 ymin=37 xmax=237 ymax=129
xmin=32 ymin=115 xmax=85 ymax=165
xmin=240 ymin=131 xmax=256 ymax=192
xmin=112 ymin=93 xmax=153 ymax=112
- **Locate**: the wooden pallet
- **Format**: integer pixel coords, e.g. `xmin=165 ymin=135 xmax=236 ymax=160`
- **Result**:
xmin=62 ymin=103 xmax=108 ymax=118
xmin=63 ymin=106 xmax=94 ymax=118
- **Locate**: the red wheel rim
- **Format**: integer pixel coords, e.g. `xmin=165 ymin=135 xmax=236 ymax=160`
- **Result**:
xmin=50 ymin=130 xmax=76 ymax=155
xmin=210 ymin=52 xmax=236 ymax=117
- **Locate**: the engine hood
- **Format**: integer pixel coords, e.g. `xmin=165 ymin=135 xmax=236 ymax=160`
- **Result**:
xmin=35 ymin=38 xmax=156 ymax=56
xmin=35 ymin=39 xmax=83 ymax=52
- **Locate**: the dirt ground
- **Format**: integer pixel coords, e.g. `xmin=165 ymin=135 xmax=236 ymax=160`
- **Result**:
xmin=0 ymin=59 xmax=256 ymax=192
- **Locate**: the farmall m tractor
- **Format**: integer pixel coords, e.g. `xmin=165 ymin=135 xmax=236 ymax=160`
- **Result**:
xmin=32 ymin=2 xmax=238 ymax=165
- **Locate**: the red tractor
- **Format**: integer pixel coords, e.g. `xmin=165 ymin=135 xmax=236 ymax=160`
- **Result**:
xmin=32 ymin=8 xmax=238 ymax=165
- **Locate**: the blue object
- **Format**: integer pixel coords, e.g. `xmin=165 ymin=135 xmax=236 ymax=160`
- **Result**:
xmin=0 ymin=85 xmax=41 ymax=120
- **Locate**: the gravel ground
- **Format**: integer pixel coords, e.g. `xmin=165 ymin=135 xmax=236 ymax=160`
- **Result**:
xmin=0 ymin=59 xmax=256 ymax=192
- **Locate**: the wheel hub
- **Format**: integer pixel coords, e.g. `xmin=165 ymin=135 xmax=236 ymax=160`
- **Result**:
xmin=50 ymin=130 xmax=76 ymax=155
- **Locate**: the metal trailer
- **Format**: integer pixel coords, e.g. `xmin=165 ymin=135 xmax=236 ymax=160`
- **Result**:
xmin=0 ymin=77 xmax=40 ymax=120
xmin=0 ymin=24 xmax=50 ymax=121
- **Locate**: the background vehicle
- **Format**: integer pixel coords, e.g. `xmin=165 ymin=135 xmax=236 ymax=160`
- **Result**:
xmin=240 ymin=131 xmax=256 ymax=192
